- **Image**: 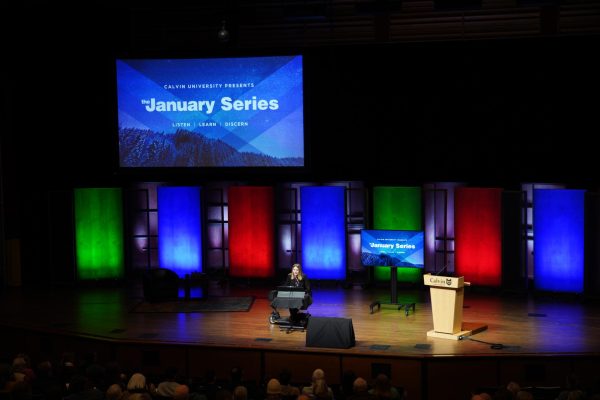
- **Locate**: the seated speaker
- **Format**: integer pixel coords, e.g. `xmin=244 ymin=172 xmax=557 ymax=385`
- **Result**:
xmin=143 ymin=268 xmax=180 ymax=303
xmin=306 ymin=317 xmax=355 ymax=348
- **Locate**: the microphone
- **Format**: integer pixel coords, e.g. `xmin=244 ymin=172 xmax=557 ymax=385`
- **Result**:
xmin=435 ymin=264 xmax=449 ymax=276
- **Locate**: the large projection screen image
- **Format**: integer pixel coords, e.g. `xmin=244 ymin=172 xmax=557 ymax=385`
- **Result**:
xmin=116 ymin=55 xmax=304 ymax=168
xmin=360 ymin=229 xmax=425 ymax=268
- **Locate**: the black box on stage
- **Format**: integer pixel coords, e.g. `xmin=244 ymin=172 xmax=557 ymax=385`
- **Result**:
xmin=306 ymin=317 xmax=355 ymax=349
xmin=143 ymin=268 xmax=179 ymax=303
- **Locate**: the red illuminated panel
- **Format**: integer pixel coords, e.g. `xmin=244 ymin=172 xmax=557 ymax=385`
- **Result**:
xmin=228 ymin=186 xmax=274 ymax=278
xmin=455 ymin=187 xmax=502 ymax=286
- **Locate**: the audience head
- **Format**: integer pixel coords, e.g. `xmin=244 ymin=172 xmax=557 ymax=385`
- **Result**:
xmin=11 ymin=357 xmax=32 ymax=383
xmin=106 ymin=384 xmax=123 ymax=400
xmin=515 ymin=390 xmax=533 ymax=400
xmin=507 ymin=381 xmax=521 ymax=395
xmin=14 ymin=354 xmax=31 ymax=365
xmin=60 ymin=352 xmax=76 ymax=370
xmin=233 ymin=385 xmax=248 ymax=400
xmin=37 ymin=361 xmax=53 ymax=377
xmin=567 ymin=390 xmax=585 ymax=400
xmin=267 ymin=378 xmax=282 ymax=396
xmin=12 ymin=357 xmax=28 ymax=372
xmin=127 ymin=373 xmax=147 ymax=392
xmin=353 ymin=378 xmax=369 ymax=393
xmin=173 ymin=384 xmax=190 ymax=400
xmin=312 ymin=369 xmax=325 ymax=382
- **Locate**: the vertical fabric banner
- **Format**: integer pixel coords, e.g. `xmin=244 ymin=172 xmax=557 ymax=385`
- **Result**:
xmin=455 ymin=187 xmax=502 ymax=286
xmin=158 ymin=186 xmax=202 ymax=277
xmin=373 ymin=186 xmax=422 ymax=282
xmin=534 ymin=189 xmax=584 ymax=293
xmin=74 ymin=188 xmax=124 ymax=280
xmin=228 ymin=186 xmax=274 ymax=278
xmin=301 ymin=186 xmax=346 ymax=280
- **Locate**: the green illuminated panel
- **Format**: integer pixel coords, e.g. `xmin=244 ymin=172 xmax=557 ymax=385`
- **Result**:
xmin=74 ymin=188 xmax=124 ymax=280
xmin=373 ymin=186 xmax=422 ymax=282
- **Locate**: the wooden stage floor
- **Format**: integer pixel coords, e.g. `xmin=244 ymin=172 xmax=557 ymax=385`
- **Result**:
xmin=2 ymin=280 xmax=600 ymax=399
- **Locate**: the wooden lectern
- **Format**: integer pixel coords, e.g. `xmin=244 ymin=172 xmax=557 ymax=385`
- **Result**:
xmin=424 ymin=273 xmax=487 ymax=340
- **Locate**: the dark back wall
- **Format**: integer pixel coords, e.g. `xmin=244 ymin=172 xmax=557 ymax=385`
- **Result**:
xmin=2 ymin=6 xmax=599 ymax=284
xmin=4 ymin=36 xmax=599 ymax=188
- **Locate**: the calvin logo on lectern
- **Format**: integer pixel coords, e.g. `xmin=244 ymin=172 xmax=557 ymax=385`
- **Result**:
xmin=427 ymin=276 xmax=448 ymax=285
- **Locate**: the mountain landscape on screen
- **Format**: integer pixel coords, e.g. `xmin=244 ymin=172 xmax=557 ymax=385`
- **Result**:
xmin=119 ymin=128 xmax=303 ymax=167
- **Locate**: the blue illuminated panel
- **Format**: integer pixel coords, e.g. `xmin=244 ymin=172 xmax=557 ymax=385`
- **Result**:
xmin=158 ymin=186 xmax=202 ymax=277
xmin=301 ymin=186 xmax=346 ymax=280
xmin=533 ymin=189 xmax=584 ymax=293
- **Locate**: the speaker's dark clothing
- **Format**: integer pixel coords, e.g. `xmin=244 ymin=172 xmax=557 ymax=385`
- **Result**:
xmin=283 ymin=273 xmax=312 ymax=321
xmin=284 ymin=273 xmax=311 ymax=294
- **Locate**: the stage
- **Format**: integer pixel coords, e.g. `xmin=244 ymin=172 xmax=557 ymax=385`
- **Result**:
xmin=2 ymin=280 xmax=600 ymax=400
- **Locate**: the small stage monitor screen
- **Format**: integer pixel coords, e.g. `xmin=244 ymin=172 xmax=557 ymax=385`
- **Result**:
xmin=116 ymin=55 xmax=304 ymax=168
xmin=360 ymin=229 xmax=424 ymax=268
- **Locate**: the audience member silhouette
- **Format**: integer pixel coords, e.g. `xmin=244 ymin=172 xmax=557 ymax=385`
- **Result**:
xmin=347 ymin=378 xmax=376 ymax=400
xmin=107 ymin=383 xmax=124 ymax=400
xmin=197 ymin=370 xmax=222 ymax=400
xmin=157 ymin=367 xmax=182 ymax=398
xmin=233 ymin=386 xmax=248 ymax=400
xmin=174 ymin=384 xmax=191 ymax=400
xmin=558 ymin=373 xmax=586 ymax=400
xmin=63 ymin=374 xmax=103 ymax=400
xmin=313 ymin=378 xmax=333 ymax=400
xmin=506 ymin=381 xmax=520 ymax=397
xmin=470 ymin=394 xmax=491 ymax=400
xmin=266 ymin=379 xmax=282 ymax=400
xmin=301 ymin=369 xmax=334 ymax=399
xmin=368 ymin=374 xmax=401 ymax=400
xmin=123 ymin=372 xmax=153 ymax=400
xmin=278 ymin=369 xmax=299 ymax=400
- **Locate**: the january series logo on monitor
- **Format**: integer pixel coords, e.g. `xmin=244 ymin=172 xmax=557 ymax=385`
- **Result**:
xmin=116 ymin=55 xmax=304 ymax=168
xmin=360 ymin=229 xmax=424 ymax=268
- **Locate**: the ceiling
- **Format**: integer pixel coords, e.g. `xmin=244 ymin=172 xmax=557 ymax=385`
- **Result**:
xmin=128 ymin=0 xmax=600 ymax=50
xmin=6 ymin=0 xmax=600 ymax=53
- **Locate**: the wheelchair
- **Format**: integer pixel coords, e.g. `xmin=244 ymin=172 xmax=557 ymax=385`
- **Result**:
xmin=268 ymin=286 xmax=312 ymax=331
